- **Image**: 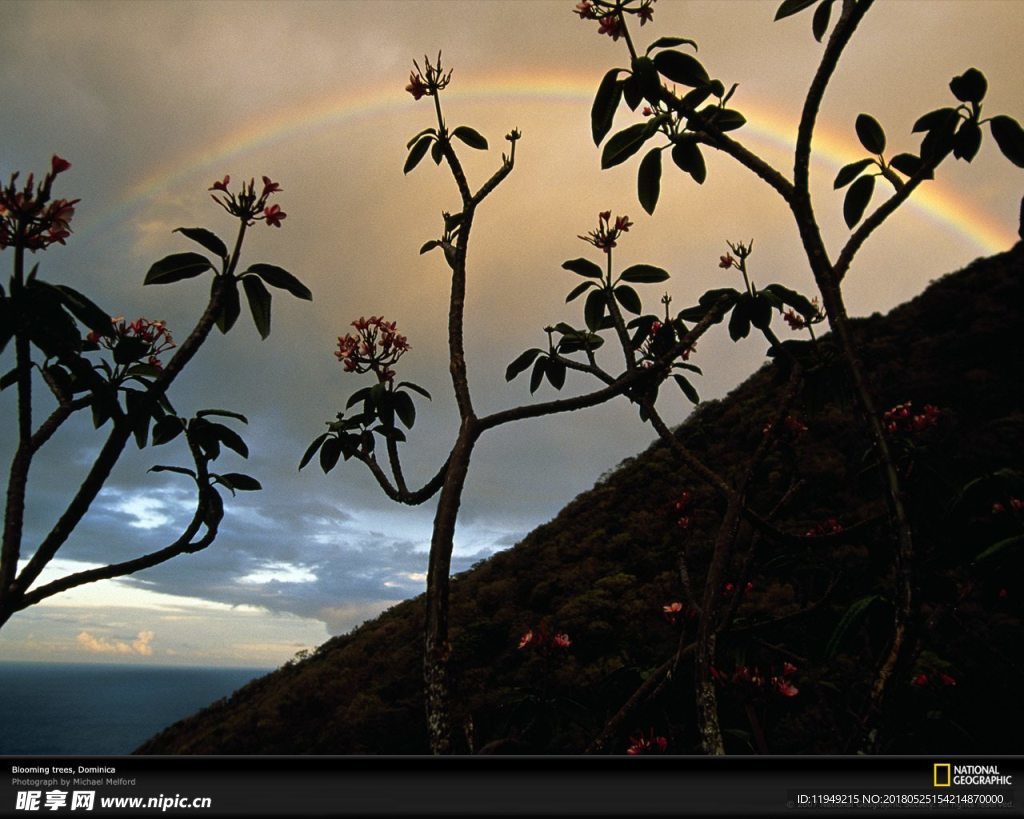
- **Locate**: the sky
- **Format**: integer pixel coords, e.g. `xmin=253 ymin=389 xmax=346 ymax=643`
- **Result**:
xmin=1 ymin=0 xmax=1020 ymax=668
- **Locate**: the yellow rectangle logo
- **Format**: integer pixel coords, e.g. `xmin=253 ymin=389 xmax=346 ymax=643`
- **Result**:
xmin=934 ymin=763 xmax=951 ymax=787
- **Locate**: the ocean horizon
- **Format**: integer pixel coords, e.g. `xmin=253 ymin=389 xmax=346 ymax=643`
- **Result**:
xmin=0 ymin=661 xmax=269 ymax=756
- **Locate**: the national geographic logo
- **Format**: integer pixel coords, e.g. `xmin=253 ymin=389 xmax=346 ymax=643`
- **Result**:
xmin=933 ymin=763 xmax=1013 ymax=787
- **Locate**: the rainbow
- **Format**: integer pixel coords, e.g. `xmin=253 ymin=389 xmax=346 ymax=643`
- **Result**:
xmin=83 ymin=71 xmax=1016 ymax=255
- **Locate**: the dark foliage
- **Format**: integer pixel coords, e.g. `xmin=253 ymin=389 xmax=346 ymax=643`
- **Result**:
xmin=137 ymin=244 xmax=1024 ymax=755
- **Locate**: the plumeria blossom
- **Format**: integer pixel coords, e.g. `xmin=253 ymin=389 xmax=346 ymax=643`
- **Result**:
xmin=712 ymin=660 xmax=800 ymax=699
xmin=574 ymin=0 xmax=655 ymax=34
xmin=805 ymin=517 xmax=844 ymax=538
xmin=0 ymin=155 xmax=79 ymax=251
xmin=208 ymin=175 xmax=286 ymax=228
xmin=579 ymin=211 xmax=632 ymax=254
xmin=335 ymin=315 xmax=410 ymax=383
xmin=88 ymin=316 xmax=176 ymax=370
xmin=626 ymin=729 xmax=668 ymax=755
xmin=406 ymin=53 xmax=452 ymax=101
xmin=882 ymin=401 xmax=941 ymax=435
xmin=517 ymin=625 xmax=571 ymax=652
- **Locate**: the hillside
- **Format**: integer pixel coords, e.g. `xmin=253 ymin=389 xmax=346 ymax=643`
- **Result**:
xmin=138 ymin=243 xmax=1024 ymax=755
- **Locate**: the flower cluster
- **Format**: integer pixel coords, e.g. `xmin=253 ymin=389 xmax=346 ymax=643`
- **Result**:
xmin=670 ymin=489 xmax=694 ymax=530
xmin=710 ymin=661 xmax=800 ymax=698
xmin=911 ymin=671 xmax=957 ymax=688
xmin=640 ymin=320 xmax=695 ymax=367
xmin=335 ymin=316 xmax=410 ymax=382
xmin=804 ymin=517 xmax=844 ymax=538
xmin=579 ymin=211 xmax=632 ymax=254
xmin=722 ymin=580 xmax=754 ymax=597
xmin=626 ymin=728 xmax=668 ymax=755
xmin=882 ymin=401 xmax=941 ymax=436
xmin=209 ymin=175 xmax=285 ymax=228
xmin=991 ymin=497 xmax=1023 ymax=516
xmin=517 ymin=625 xmax=571 ymax=651
xmin=406 ymin=53 xmax=452 ymax=100
xmin=88 ymin=316 xmax=175 ymax=369
xmin=574 ymin=0 xmax=655 ymax=40
xmin=783 ymin=298 xmax=824 ymax=331
xmin=0 ymin=155 xmax=78 ymax=251
xmin=662 ymin=601 xmax=697 ymax=625
xmin=762 ymin=414 xmax=809 ymax=438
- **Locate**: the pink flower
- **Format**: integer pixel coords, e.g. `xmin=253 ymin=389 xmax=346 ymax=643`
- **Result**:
xmin=784 ymin=309 xmax=806 ymax=330
xmin=597 ymin=15 xmax=625 ymax=40
xmin=573 ymin=0 xmax=595 ymax=18
xmin=938 ymin=672 xmax=957 ymax=686
xmin=782 ymin=661 xmax=797 ymax=677
xmin=51 ymin=155 xmax=71 ymax=175
xmin=911 ymin=673 xmax=929 ymax=687
xmin=264 ymin=203 xmax=286 ymax=227
xmin=209 ymin=175 xmax=230 ymax=192
xmin=626 ymin=730 xmax=668 ymax=754
xmin=261 ymin=176 xmax=282 ymax=196
xmin=637 ymin=3 xmax=654 ymax=25
xmin=518 ymin=629 xmax=534 ymax=650
xmin=719 ymin=254 xmax=734 ymax=269
xmin=775 ymin=679 xmax=799 ymax=697
xmin=553 ymin=633 xmax=571 ymax=648
xmin=406 ymin=72 xmax=428 ymax=100
xmin=614 ymin=215 xmax=632 ymax=232
xmin=642 ymin=106 xmax=654 ymax=117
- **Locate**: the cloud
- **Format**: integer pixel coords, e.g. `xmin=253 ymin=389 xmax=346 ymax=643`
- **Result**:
xmin=77 ymin=629 xmax=155 ymax=656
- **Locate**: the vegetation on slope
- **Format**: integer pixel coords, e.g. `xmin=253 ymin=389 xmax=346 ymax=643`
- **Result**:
xmin=138 ymin=243 xmax=1024 ymax=755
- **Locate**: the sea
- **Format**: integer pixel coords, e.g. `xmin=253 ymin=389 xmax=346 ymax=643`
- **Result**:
xmin=0 ymin=662 xmax=268 ymax=756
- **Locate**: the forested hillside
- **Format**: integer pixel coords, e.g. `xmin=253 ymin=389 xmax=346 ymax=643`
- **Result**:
xmin=139 ymin=243 xmax=1024 ymax=755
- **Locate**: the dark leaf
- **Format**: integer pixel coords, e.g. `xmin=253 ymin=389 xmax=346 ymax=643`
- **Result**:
xmin=113 ymin=336 xmax=149 ymax=365
xmin=431 ymin=139 xmax=444 ymax=165
xmin=216 ymin=472 xmax=262 ymax=492
xmin=529 ymin=356 xmax=546 ymax=394
xmin=613 ymin=284 xmax=642 ymax=315
xmin=953 ymin=118 xmax=982 ymax=162
xmin=601 ymin=122 xmax=651 ymax=169
xmin=671 ymin=140 xmax=707 ymax=184
xmin=242 ymin=275 xmax=272 ymax=339
xmin=673 ymin=374 xmax=700 ymax=404
xmin=209 ymin=421 xmax=249 ymax=459
xmin=196 ymin=408 xmax=248 ymax=423
xmin=749 ymin=293 xmax=773 ymax=330
xmin=566 ymin=280 xmax=597 ymax=303
xmin=397 ymin=380 xmax=431 ymax=400
xmin=125 ymin=389 xmax=151 ymax=449
xmin=762 ymin=284 xmax=817 ymax=319
xmin=319 ymin=435 xmax=343 ymax=473
xmin=174 ymin=227 xmax=228 ymax=259
xmin=420 ymin=240 xmax=441 ymax=255
xmin=404 ymin=135 xmax=434 ymax=174
xmin=621 ymin=74 xmax=643 ymax=111
xmin=949 ymin=67 xmax=987 ymax=104
xmin=619 ymin=264 xmax=670 ymax=284
xmin=149 ymin=464 xmax=197 ymax=479
xmin=393 ymin=390 xmax=416 ymax=428
xmin=53 ymin=285 xmax=114 ymax=336
xmin=631 ymin=57 xmax=661 ymax=103
xmin=728 ymin=296 xmax=751 ymax=341
xmin=811 ymin=0 xmax=835 ymax=41
xmin=592 ymin=68 xmax=624 ymax=145
xmin=152 ymin=416 xmax=186 ymax=446
xmin=912 ymin=107 xmax=958 ymax=134
xmin=646 ymin=36 xmax=698 ymax=54
xmin=145 ymin=252 xmax=213 ymax=285
xmin=299 ymin=433 xmax=330 ymax=470
xmin=562 ymin=257 xmax=604 ymax=279
xmin=707 ymin=108 xmax=746 ymax=132
xmin=973 ymin=533 xmax=1024 ymax=565
xmin=244 ymin=263 xmax=312 ymax=300
xmin=584 ymin=289 xmax=608 ymax=332
xmin=855 ymin=113 xmax=886 ymax=155
xmin=774 ymin=0 xmax=818 ymax=21
xmin=889 ymin=152 xmax=932 ymax=180
xmin=652 ymin=50 xmax=709 ymax=87
xmin=452 ymin=125 xmax=488 ymax=150
xmin=990 ymin=115 xmax=1024 ymax=168
xmin=833 ymin=158 xmax=873 ymax=189
xmin=215 ymin=278 xmax=241 ymax=334
xmin=506 ymin=348 xmax=542 ymax=382
xmin=545 ymin=358 xmax=566 ymax=390
xmin=843 ymin=174 xmax=875 ymax=228
xmin=679 ymin=85 xmax=713 ymax=111
xmin=637 ymin=147 xmax=662 ymax=215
